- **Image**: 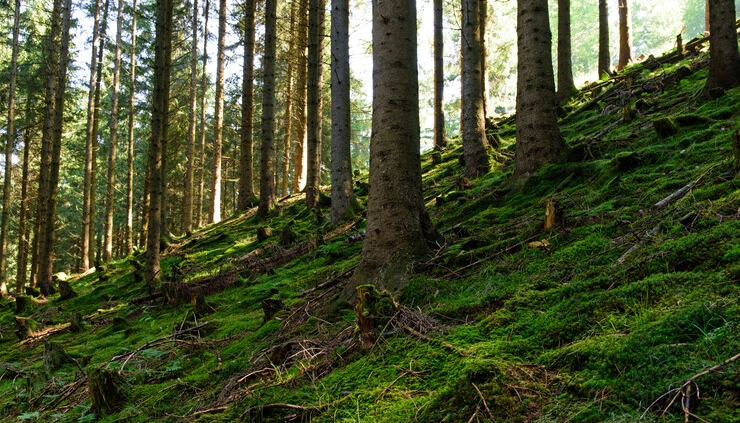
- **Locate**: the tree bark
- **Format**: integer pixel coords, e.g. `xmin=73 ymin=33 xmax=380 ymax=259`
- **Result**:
xmin=461 ymin=0 xmax=490 ymax=177
xmin=125 ymin=0 xmax=138 ymax=254
xmin=183 ymin=0 xmax=198 ymax=232
xmin=514 ymin=0 xmax=564 ymax=181
xmin=16 ymin=100 xmax=33 ymax=293
xmin=598 ymin=0 xmax=610 ymax=79
xmin=258 ymin=0 xmax=278 ymax=217
xmin=145 ymin=0 xmax=173 ymax=285
xmin=305 ymin=0 xmax=326 ymax=210
xmin=281 ymin=0 xmax=298 ymax=199
xmin=556 ymin=0 xmax=576 ymax=104
xmin=291 ymin=0 xmax=309 ymax=194
xmin=1 ymin=0 xmax=21 ymax=297
xmin=104 ymin=0 xmax=125 ymax=263
xmin=433 ymin=0 xmax=446 ymax=149
xmin=330 ymin=0 xmax=354 ymax=225
xmin=617 ymin=0 xmax=632 ymax=71
xmin=210 ymin=0 xmax=226 ymax=223
xmin=344 ymin=0 xmax=437 ymax=298
xmin=238 ymin=0 xmax=257 ymax=210
xmin=197 ymin=0 xmax=210 ymax=227
xmin=704 ymin=0 xmax=740 ymax=92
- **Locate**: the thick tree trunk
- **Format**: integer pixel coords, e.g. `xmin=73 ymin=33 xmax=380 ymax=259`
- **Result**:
xmin=305 ymin=0 xmax=326 ymax=210
xmin=281 ymin=0 xmax=297 ymax=198
xmin=104 ymin=0 xmax=125 ymax=263
xmin=238 ymin=0 xmax=257 ymax=210
xmin=704 ymin=0 xmax=740 ymax=92
xmin=292 ymin=0 xmax=309 ymax=194
xmin=556 ymin=0 xmax=576 ymax=104
xmin=461 ymin=0 xmax=490 ymax=177
xmin=330 ymin=0 xmax=354 ymax=225
xmin=514 ymin=0 xmax=564 ymax=181
xmin=617 ymin=0 xmax=632 ymax=71
xmin=183 ymin=0 xmax=198 ymax=233
xmin=1 ymin=0 xmax=21 ymax=297
xmin=145 ymin=0 xmax=173 ymax=285
xmin=210 ymin=0 xmax=226 ymax=224
xmin=344 ymin=0 xmax=437 ymax=298
xmin=125 ymin=0 xmax=138 ymax=254
xmin=258 ymin=0 xmax=278 ymax=217
xmin=197 ymin=0 xmax=210 ymax=227
xmin=598 ymin=0 xmax=610 ymax=79
xmin=17 ymin=103 xmax=33 ymax=293
xmin=433 ymin=0 xmax=446 ymax=149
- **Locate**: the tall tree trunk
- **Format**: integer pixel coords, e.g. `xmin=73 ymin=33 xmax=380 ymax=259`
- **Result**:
xmin=556 ymin=0 xmax=576 ymax=104
xmin=197 ymin=0 xmax=210 ymax=227
xmin=344 ymin=0 xmax=438 ymax=298
xmin=479 ymin=0 xmax=487 ymax=119
xmin=705 ymin=0 xmax=740 ymax=92
xmin=36 ymin=0 xmax=72 ymax=296
xmin=433 ymin=0 xmax=446 ymax=149
xmin=17 ymin=101 xmax=34 ymax=293
xmin=705 ymin=0 xmax=710 ymax=34
xmin=125 ymin=0 xmax=138 ymax=254
xmin=330 ymin=0 xmax=354 ymax=225
xmin=598 ymin=0 xmax=610 ymax=79
xmin=514 ymin=0 xmax=564 ymax=181
xmin=210 ymin=0 xmax=226 ymax=223
xmin=238 ymin=0 xmax=256 ymax=210
xmin=461 ymin=0 xmax=490 ymax=177
xmin=80 ymin=0 xmax=104 ymax=272
xmin=104 ymin=0 xmax=125 ymax=263
xmin=1 ymin=0 xmax=21 ymax=297
xmin=183 ymin=0 xmax=198 ymax=233
xmin=145 ymin=0 xmax=173 ymax=285
xmin=305 ymin=0 xmax=325 ymax=210
xmin=617 ymin=0 xmax=631 ymax=71
xmin=281 ymin=0 xmax=297 ymax=199
xmin=258 ymin=0 xmax=278 ymax=217
xmin=291 ymin=0 xmax=309 ymax=194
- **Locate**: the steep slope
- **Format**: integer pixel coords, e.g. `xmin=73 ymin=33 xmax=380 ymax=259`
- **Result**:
xmin=1 ymin=46 xmax=739 ymax=423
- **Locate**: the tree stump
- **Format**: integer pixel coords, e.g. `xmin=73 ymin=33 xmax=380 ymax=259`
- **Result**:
xmin=44 ymin=341 xmax=75 ymax=372
xmin=191 ymin=293 xmax=215 ymax=317
xmin=611 ymin=151 xmax=641 ymax=171
xmin=15 ymin=296 xmax=31 ymax=315
xmin=70 ymin=311 xmax=83 ymax=332
xmin=14 ymin=316 xmax=41 ymax=340
xmin=279 ymin=224 xmax=297 ymax=247
xmin=544 ymin=198 xmax=557 ymax=231
xmin=89 ymin=368 xmax=127 ymax=416
xmin=431 ymin=151 xmax=443 ymax=164
xmin=58 ymin=279 xmax=77 ymax=300
xmin=257 ymin=226 xmax=272 ymax=242
xmin=355 ymin=285 xmax=398 ymax=349
xmin=652 ymin=118 xmax=678 ymax=138
xmin=261 ymin=298 xmax=285 ymax=326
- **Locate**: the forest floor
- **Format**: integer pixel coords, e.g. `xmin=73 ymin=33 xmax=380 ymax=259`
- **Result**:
xmin=2 ymin=44 xmax=740 ymax=423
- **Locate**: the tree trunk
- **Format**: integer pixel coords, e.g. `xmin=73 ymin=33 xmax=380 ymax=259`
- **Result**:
xmin=705 ymin=0 xmax=710 ymax=34
xmin=210 ymin=0 xmax=226 ymax=224
xmin=183 ymin=0 xmax=198 ymax=232
xmin=344 ymin=0 xmax=438 ymax=298
xmin=514 ymin=0 xmax=564 ymax=181
xmin=704 ymin=0 xmax=740 ymax=92
xmin=598 ymin=0 xmax=610 ymax=79
xmin=17 ymin=102 xmax=33 ymax=294
xmin=258 ymin=0 xmax=278 ymax=217
xmin=305 ymin=0 xmax=326 ymax=210
xmin=281 ymin=2 xmax=297 ymax=199
xmin=125 ymin=0 xmax=138 ymax=254
xmin=433 ymin=0 xmax=446 ymax=149
xmin=556 ymin=0 xmax=576 ymax=104
xmin=80 ymin=0 xmax=105 ymax=272
xmin=238 ymin=0 xmax=257 ymax=210
xmin=617 ymin=0 xmax=632 ymax=71
xmin=89 ymin=368 xmax=127 ymax=416
xmin=330 ymin=0 xmax=354 ymax=225
xmin=1 ymin=0 xmax=21 ymax=297
xmin=197 ymin=0 xmax=210 ymax=227
xmin=461 ymin=0 xmax=490 ymax=177
xmin=291 ymin=0 xmax=309 ymax=194
xmin=104 ymin=0 xmax=125 ymax=263
xmin=145 ymin=0 xmax=173 ymax=285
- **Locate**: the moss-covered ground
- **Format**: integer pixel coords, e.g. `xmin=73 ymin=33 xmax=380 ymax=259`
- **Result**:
xmin=1 ymin=48 xmax=739 ymax=422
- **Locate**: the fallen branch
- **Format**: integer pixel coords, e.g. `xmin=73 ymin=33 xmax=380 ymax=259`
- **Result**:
xmin=193 ymin=406 xmax=228 ymax=417
xmin=654 ymin=183 xmax=692 ymax=209
xmin=472 ymin=382 xmax=496 ymax=422
xmin=297 ymin=266 xmax=355 ymax=297
xmin=113 ymin=322 xmax=209 ymax=373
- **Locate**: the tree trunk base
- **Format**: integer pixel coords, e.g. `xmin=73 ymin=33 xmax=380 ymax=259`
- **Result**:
xmin=89 ymin=368 xmax=127 ymax=416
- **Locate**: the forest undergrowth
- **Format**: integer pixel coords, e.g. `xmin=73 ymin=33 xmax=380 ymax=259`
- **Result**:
xmin=1 ymin=44 xmax=740 ymax=423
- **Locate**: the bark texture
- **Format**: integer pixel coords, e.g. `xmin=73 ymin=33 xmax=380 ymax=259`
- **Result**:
xmin=704 ymin=0 xmax=740 ymax=92
xmin=258 ymin=0 xmax=278 ymax=217
xmin=125 ymin=0 xmax=138 ymax=253
xmin=514 ymin=0 xmax=565 ymax=181
xmin=210 ymin=0 xmax=227 ymax=223
xmin=598 ymin=0 xmax=610 ymax=78
xmin=291 ymin=0 xmax=309 ymax=193
xmin=617 ymin=0 xmax=632 ymax=71
xmin=305 ymin=0 xmax=326 ymax=210
xmin=238 ymin=0 xmax=257 ymax=210
xmin=433 ymin=0 xmax=446 ymax=149
xmin=183 ymin=0 xmax=198 ymax=232
xmin=556 ymin=0 xmax=576 ymax=104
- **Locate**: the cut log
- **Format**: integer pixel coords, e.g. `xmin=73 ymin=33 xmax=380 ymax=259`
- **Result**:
xmin=89 ymin=368 xmax=127 ymax=416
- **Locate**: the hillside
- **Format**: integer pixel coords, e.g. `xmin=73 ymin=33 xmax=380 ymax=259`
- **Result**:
xmin=1 ymin=46 xmax=739 ymax=423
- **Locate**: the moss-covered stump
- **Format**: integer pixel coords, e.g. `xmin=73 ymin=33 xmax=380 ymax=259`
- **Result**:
xmin=355 ymin=285 xmax=398 ymax=349
xmin=652 ymin=117 xmax=678 ymax=137
xmin=191 ymin=293 xmax=215 ymax=317
xmin=14 ymin=316 xmax=41 ymax=340
xmin=89 ymin=368 xmax=127 ymax=416
xmin=261 ymin=298 xmax=285 ymax=326
xmin=70 ymin=311 xmax=84 ymax=333
xmin=44 ymin=341 xmax=75 ymax=372
xmin=611 ymin=151 xmax=642 ymax=171
xmin=279 ymin=224 xmax=297 ymax=247
xmin=257 ymin=226 xmax=272 ymax=242
xmin=15 ymin=296 xmax=32 ymax=315
xmin=58 ymin=279 xmax=77 ymax=300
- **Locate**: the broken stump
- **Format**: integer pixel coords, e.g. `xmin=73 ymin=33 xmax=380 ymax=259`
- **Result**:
xmin=257 ymin=226 xmax=272 ymax=242
xmin=652 ymin=117 xmax=678 ymax=138
xmin=355 ymin=285 xmax=398 ymax=349
xmin=44 ymin=341 xmax=75 ymax=372
xmin=14 ymin=316 xmax=41 ymax=340
xmin=261 ymin=298 xmax=285 ymax=326
xmin=58 ymin=279 xmax=77 ymax=300
xmin=191 ymin=293 xmax=215 ymax=317
xmin=89 ymin=368 xmax=127 ymax=416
